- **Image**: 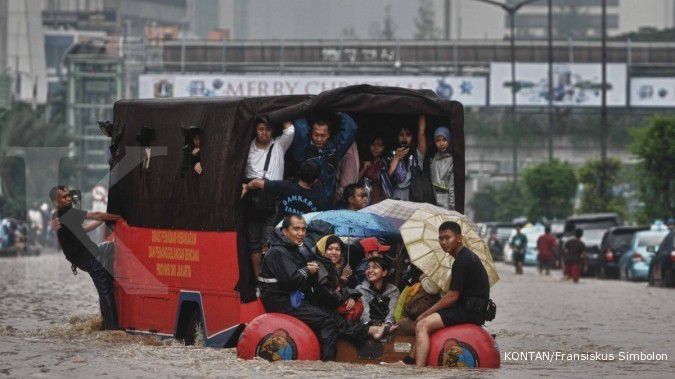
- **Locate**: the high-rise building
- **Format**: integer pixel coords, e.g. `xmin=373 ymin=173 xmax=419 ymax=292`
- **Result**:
xmin=216 ymin=0 xmax=675 ymax=40
xmin=0 ymin=0 xmax=47 ymax=105
xmin=439 ymin=0 xmax=675 ymax=40
xmin=40 ymin=0 xmax=193 ymax=37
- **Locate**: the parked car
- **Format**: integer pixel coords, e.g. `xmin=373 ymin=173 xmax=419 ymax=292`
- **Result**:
xmin=482 ymin=222 xmax=512 ymax=261
xmin=503 ymin=224 xmax=544 ymax=266
xmin=562 ymin=213 xmax=621 ymax=276
xmin=598 ymin=226 xmax=649 ymax=279
xmin=618 ymin=229 xmax=669 ymax=281
xmin=648 ymin=230 xmax=675 ymax=287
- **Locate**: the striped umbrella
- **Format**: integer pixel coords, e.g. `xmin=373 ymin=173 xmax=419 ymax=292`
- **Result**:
xmin=400 ymin=209 xmax=499 ymax=292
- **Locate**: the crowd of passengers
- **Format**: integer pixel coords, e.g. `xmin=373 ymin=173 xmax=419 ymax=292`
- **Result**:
xmin=240 ymin=111 xmax=456 ymax=279
xmin=238 ymin=112 xmax=492 ymax=366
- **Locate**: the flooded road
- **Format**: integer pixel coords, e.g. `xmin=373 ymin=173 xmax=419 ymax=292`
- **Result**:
xmin=1 ymin=251 xmax=673 ymax=378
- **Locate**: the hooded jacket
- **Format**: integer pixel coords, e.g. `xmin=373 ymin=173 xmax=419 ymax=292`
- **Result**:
xmin=259 ymin=228 xmax=313 ymax=304
xmin=290 ymin=113 xmax=358 ymax=202
xmin=313 ymin=235 xmax=361 ymax=308
xmin=356 ymin=280 xmax=400 ymax=325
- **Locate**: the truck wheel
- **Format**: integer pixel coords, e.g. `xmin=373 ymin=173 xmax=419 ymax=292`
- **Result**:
xmin=184 ymin=311 xmax=204 ymax=347
xmin=426 ymin=324 xmax=500 ymax=368
xmin=237 ymin=313 xmax=320 ymax=362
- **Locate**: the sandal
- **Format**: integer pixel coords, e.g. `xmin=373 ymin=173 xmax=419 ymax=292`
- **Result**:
xmin=374 ymin=324 xmax=398 ymax=342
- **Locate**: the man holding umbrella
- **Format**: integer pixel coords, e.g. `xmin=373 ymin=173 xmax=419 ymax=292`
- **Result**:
xmin=406 ymin=221 xmax=494 ymax=367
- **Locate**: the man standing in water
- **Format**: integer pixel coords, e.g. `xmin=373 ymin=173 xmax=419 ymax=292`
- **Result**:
xmin=407 ymin=221 xmax=493 ymax=367
xmin=510 ymin=224 xmax=527 ymax=275
xmin=49 ymin=186 xmax=121 ymax=330
xmin=563 ymin=228 xmax=586 ymax=283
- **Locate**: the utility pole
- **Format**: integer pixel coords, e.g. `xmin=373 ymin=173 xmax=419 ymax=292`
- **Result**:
xmin=444 ymin=0 xmax=451 ymax=40
xmin=547 ymin=0 xmax=554 ymax=161
xmin=474 ymin=0 xmax=543 ymax=183
xmin=600 ymin=0 xmax=608 ymax=196
xmin=509 ymin=11 xmax=518 ymax=182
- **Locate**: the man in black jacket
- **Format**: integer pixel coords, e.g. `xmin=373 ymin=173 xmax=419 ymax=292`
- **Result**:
xmin=50 ymin=185 xmax=121 ymax=330
xmin=258 ymin=214 xmax=393 ymax=361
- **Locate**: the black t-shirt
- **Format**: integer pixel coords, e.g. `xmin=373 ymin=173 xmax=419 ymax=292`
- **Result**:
xmin=55 ymin=205 xmax=98 ymax=269
xmin=449 ymin=247 xmax=490 ymax=303
xmin=264 ymin=180 xmax=326 ymax=218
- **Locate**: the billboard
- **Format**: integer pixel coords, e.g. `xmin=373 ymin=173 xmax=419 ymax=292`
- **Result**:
xmin=630 ymin=78 xmax=675 ymax=107
xmin=489 ymin=63 xmax=627 ymax=107
xmin=138 ymin=74 xmax=487 ymax=106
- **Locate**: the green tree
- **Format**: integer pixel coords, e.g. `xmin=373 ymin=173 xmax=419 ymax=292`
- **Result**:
xmin=0 ymin=104 xmax=75 ymax=216
xmin=382 ymin=4 xmax=397 ymax=40
xmin=470 ymin=181 xmax=528 ymax=222
xmin=469 ymin=185 xmax=500 ymax=222
xmin=629 ymin=115 xmax=675 ymax=223
xmin=522 ymin=159 xmax=577 ymax=221
xmin=414 ymin=0 xmax=440 ymax=40
xmin=611 ymin=26 xmax=675 ymax=42
xmin=577 ymin=158 xmax=626 ymax=218
xmin=340 ymin=26 xmax=359 ymax=39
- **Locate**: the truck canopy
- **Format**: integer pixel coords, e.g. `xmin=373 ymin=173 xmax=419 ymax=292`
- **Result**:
xmin=107 ymin=85 xmax=465 ymax=232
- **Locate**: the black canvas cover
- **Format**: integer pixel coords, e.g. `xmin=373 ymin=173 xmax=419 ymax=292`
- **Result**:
xmin=107 ymin=85 xmax=465 ymax=232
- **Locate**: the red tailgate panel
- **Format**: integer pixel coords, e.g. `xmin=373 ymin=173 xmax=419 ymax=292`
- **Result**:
xmin=113 ymin=221 xmax=243 ymax=337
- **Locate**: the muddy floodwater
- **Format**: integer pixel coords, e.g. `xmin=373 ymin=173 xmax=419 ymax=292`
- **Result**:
xmin=1 ymin=251 xmax=673 ymax=378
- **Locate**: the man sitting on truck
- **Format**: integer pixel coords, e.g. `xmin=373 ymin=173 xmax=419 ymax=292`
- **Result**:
xmin=406 ymin=221 xmax=494 ymax=367
xmin=258 ymin=214 xmax=396 ymax=361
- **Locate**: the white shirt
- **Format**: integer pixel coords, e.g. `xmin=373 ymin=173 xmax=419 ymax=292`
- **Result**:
xmin=245 ymin=125 xmax=295 ymax=180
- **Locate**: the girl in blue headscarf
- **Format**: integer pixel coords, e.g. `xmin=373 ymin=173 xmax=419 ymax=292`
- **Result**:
xmin=430 ymin=126 xmax=455 ymax=210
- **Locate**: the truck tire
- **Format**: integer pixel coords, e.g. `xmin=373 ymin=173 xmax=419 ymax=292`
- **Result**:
xmin=426 ymin=324 xmax=500 ymax=368
xmin=237 ymin=313 xmax=320 ymax=362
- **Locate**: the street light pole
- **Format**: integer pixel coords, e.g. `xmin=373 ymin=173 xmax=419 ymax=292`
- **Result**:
xmin=509 ymin=10 xmax=518 ymax=183
xmin=600 ymin=0 xmax=608 ymax=163
xmin=474 ymin=0 xmax=543 ymax=183
xmin=600 ymin=0 xmax=608 ymax=199
xmin=547 ymin=0 xmax=554 ymax=161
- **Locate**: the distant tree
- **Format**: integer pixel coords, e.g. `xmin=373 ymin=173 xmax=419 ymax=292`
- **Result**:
xmin=470 ymin=181 xmax=528 ymax=222
xmin=577 ymin=158 xmax=627 ymax=218
xmin=340 ymin=26 xmax=359 ymax=39
xmin=469 ymin=185 xmax=500 ymax=222
xmin=629 ymin=115 xmax=675 ymax=223
xmin=611 ymin=26 xmax=675 ymax=42
xmin=414 ymin=0 xmax=440 ymax=40
xmin=382 ymin=4 xmax=397 ymax=40
xmin=522 ymin=159 xmax=577 ymax=221
xmin=0 ymin=104 xmax=75 ymax=216
xmin=369 ymin=5 xmax=397 ymax=39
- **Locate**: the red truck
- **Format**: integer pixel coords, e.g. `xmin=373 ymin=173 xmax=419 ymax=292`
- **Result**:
xmin=106 ymin=85 xmax=497 ymax=367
